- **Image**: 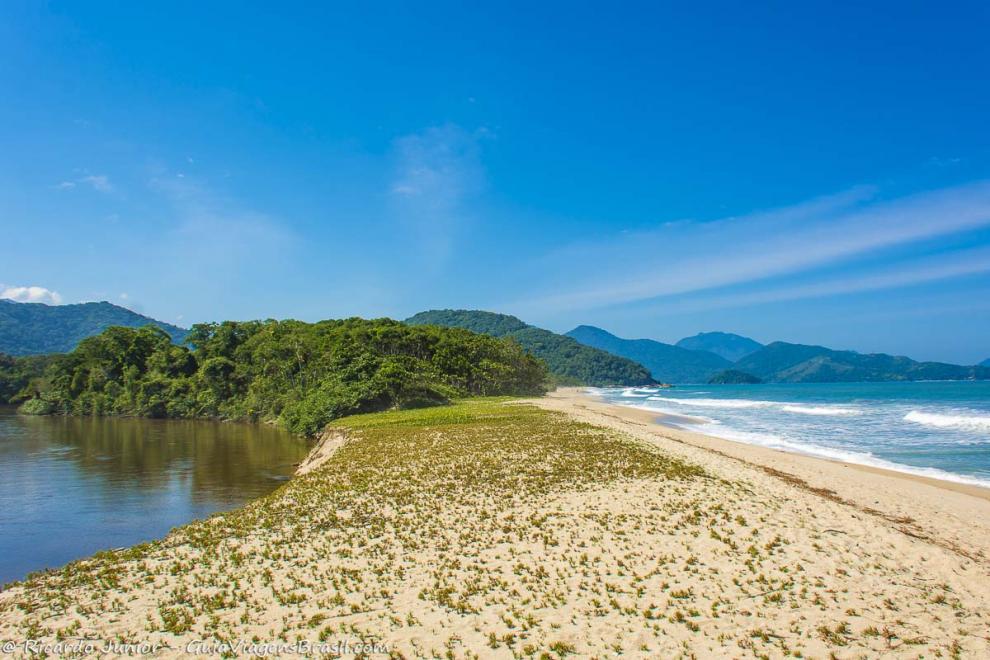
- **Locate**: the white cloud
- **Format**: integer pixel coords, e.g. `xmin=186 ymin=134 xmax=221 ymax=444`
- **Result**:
xmin=388 ymin=124 xmax=487 ymax=262
xmin=515 ymin=180 xmax=990 ymax=312
xmin=79 ymin=175 xmax=112 ymax=193
xmin=0 ymin=285 xmax=63 ymax=305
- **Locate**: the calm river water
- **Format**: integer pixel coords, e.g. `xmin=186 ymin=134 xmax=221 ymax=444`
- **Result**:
xmin=0 ymin=407 xmax=310 ymax=584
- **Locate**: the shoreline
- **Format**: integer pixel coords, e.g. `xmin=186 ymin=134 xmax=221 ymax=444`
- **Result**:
xmin=3 ymin=396 xmax=990 ymax=656
xmin=621 ymin=395 xmax=990 ymax=500
xmin=534 ymin=387 xmax=990 ymax=562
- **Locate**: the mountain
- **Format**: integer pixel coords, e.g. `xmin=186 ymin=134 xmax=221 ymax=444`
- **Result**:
xmin=676 ymin=331 xmax=763 ymax=362
xmin=0 ymin=299 xmax=188 ymax=356
xmin=734 ymin=341 xmax=990 ymax=383
xmin=708 ymin=369 xmax=762 ymax=384
xmin=981 ymin=358 xmax=990 ymax=367
xmin=565 ymin=325 xmax=731 ymax=383
xmin=405 ymin=310 xmax=653 ymax=387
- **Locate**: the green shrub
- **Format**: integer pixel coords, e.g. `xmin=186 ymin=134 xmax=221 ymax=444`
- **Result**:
xmin=18 ymin=397 xmax=55 ymax=415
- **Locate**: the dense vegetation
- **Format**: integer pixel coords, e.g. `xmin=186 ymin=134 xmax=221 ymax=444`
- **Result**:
xmin=405 ymin=310 xmax=654 ymax=386
xmin=0 ymin=299 xmax=188 ymax=356
xmin=566 ymin=325 xmax=731 ymax=383
xmin=16 ymin=319 xmax=547 ymax=435
xmin=734 ymin=342 xmax=990 ymax=383
xmin=707 ymin=369 xmax=762 ymax=384
xmin=675 ymin=331 xmax=763 ymax=362
xmin=0 ymin=353 xmax=54 ymax=404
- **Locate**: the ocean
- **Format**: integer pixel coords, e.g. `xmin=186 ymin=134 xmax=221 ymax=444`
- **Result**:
xmin=594 ymin=381 xmax=990 ymax=489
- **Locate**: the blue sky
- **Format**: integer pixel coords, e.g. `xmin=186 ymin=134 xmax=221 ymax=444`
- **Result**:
xmin=2 ymin=2 xmax=989 ymax=364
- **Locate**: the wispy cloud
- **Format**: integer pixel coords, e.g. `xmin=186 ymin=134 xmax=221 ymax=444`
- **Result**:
xmin=388 ymin=124 xmax=487 ymax=262
xmin=56 ymin=173 xmax=113 ymax=193
xmin=642 ymin=244 xmax=990 ymax=315
xmin=515 ymin=180 xmax=990 ymax=312
xmin=148 ymin=173 xmax=296 ymax=295
xmin=0 ymin=285 xmax=63 ymax=305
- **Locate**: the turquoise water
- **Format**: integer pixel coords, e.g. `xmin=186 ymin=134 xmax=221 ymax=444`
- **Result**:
xmin=595 ymin=381 xmax=990 ymax=488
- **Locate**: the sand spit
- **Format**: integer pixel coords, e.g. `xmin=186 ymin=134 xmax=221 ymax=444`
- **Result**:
xmin=1 ymin=396 xmax=988 ymax=658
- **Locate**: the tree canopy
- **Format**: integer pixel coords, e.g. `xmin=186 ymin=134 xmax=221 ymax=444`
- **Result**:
xmin=17 ymin=318 xmax=547 ymax=436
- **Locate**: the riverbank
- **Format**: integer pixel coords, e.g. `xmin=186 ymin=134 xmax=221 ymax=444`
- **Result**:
xmin=2 ymin=396 xmax=989 ymax=657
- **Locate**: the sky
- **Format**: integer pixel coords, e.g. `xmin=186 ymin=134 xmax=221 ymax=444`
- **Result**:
xmin=1 ymin=2 xmax=989 ymax=364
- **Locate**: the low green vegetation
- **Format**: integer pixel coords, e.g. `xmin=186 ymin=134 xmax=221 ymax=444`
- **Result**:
xmin=406 ymin=309 xmax=654 ymax=386
xmin=5 ymin=399 xmax=970 ymax=656
xmin=2 ymin=400 xmax=706 ymax=654
xmin=16 ymin=319 xmax=547 ymax=435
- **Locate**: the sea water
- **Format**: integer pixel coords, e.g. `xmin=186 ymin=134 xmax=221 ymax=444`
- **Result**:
xmin=594 ymin=381 xmax=990 ymax=488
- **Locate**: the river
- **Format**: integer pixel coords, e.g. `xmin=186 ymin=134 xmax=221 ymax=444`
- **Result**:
xmin=0 ymin=407 xmax=310 ymax=584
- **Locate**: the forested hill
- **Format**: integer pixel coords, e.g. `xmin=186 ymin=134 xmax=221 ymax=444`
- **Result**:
xmin=13 ymin=319 xmax=547 ymax=436
xmin=0 ymin=299 xmax=188 ymax=355
xmin=735 ymin=342 xmax=990 ymax=383
xmin=675 ymin=331 xmax=763 ymax=362
xmin=405 ymin=310 xmax=654 ymax=387
xmin=566 ymin=325 xmax=731 ymax=384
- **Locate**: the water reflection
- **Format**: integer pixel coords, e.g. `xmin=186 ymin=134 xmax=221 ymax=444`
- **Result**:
xmin=0 ymin=407 xmax=310 ymax=584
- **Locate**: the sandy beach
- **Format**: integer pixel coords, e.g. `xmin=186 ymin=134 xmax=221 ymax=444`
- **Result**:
xmin=1 ymin=392 xmax=989 ymax=658
xmin=541 ymin=388 xmax=990 ymax=563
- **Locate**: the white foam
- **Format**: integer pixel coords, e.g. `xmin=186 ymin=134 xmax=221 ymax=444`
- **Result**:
xmin=646 ymin=396 xmax=777 ymax=409
xmin=621 ymin=402 xmax=716 ymax=425
xmin=904 ymin=411 xmax=990 ymax=433
xmin=691 ymin=424 xmax=990 ymax=489
xmin=781 ymin=405 xmax=861 ymax=416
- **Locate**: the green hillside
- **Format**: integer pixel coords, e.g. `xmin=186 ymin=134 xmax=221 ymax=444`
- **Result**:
xmin=707 ymin=369 xmax=762 ymax=384
xmin=0 ymin=299 xmax=188 ymax=356
xmin=734 ymin=342 xmax=990 ymax=383
xmin=405 ymin=310 xmax=654 ymax=387
xmin=676 ymin=331 xmax=763 ymax=362
xmin=565 ymin=325 xmax=731 ymax=383
xmin=16 ymin=318 xmax=547 ymax=436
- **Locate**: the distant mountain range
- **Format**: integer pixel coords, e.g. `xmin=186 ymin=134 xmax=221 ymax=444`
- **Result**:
xmin=734 ymin=341 xmax=990 ymax=383
xmin=675 ymin=331 xmax=763 ymax=362
xmin=405 ymin=310 xmax=654 ymax=387
xmin=565 ymin=325 xmax=730 ymax=384
xmin=981 ymin=358 xmax=990 ymax=367
xmin=568 ymin=324 xmax=990 ymax=384
xmin=0 ymin=300 xmax=188 ymax=356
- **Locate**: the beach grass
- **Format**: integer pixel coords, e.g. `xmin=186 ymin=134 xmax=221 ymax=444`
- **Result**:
xmin=1 ymin=397 xmax=987 ymax=657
